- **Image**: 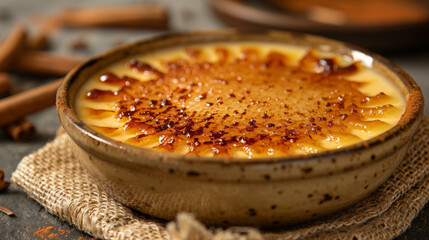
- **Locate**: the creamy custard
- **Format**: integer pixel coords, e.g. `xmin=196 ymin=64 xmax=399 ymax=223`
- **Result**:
xmin=75 ymin=42 xmax=405 ymax=158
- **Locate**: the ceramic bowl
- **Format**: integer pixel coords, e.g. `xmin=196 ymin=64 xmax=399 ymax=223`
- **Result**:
xmin=57 ymin=29 xmax=424 ymax=226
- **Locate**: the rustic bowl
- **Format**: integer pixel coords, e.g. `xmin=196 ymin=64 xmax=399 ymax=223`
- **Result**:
xmin=56 ymin=29 xmax=424 ymax=227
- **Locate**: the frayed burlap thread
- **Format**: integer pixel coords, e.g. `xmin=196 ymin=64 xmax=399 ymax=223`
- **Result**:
xmin=12 ymin=117 xmax=429 ymax=240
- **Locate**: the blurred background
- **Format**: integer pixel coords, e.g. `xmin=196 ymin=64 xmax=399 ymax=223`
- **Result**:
xmin=0 ymin=0 xmax=428 ymax=239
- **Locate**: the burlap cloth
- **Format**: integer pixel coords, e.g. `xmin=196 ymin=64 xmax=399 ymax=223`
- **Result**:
xmin=11 ymin=116 xmax=429 ymax=240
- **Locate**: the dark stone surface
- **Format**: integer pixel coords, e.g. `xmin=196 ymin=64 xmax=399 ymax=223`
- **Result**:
xmin=0 ymin=0 xmax=427 ymax=239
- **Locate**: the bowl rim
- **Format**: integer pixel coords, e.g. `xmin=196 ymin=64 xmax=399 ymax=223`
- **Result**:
xmin=57 ymin=29 xmax=424 ymax=165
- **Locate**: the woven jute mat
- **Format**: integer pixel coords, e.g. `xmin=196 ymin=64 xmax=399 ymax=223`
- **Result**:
xmin=11 ymin=117 xmax=429 ymax=240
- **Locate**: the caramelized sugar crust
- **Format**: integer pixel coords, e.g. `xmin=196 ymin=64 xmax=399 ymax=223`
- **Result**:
xmin=79 ymin=46 xmax=401 ymax=158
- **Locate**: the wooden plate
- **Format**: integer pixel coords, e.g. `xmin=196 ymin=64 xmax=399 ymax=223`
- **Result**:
xmin=209 ymin=0 xmax=429 ymax=52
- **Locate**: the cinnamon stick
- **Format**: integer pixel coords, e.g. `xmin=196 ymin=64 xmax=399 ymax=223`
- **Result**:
xmin=58 ymin=4 xmax=168 ymax=29
xmin=0 ymin=206 xmax=14 ymax=216
xmin=11 ymin=51 xmax=86 ymax=76
xmin=5 ymin=119 xmax=36 ymax=142
xmin=0 ymin=72 xmax=11 ymax=96
xmin=0 ymin=24 xmax=27 ymax=71
xmin=0 ymin=79 xmax=62 ymax=126
xmin=26 ymin=32 xmax=49 ymax=50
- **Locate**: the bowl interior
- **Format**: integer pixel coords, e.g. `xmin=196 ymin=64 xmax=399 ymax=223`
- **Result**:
xmin=58 ymin=29 xmax=424 ymax=165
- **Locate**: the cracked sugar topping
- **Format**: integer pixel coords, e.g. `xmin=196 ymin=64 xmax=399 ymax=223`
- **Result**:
xmin=76 ymin=43 xmax=405 ymax=159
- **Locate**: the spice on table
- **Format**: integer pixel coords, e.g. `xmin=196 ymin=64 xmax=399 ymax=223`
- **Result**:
xmin=5 ymin=119 xmax=36 ymax=142
xmin=0 ymin=205 xmax=14 ymax=216
xmin=11 ymin=51 xmax=86 ymax=76
xmin=27 ymin=31 xmax=50 ymax=50
xmin=31 ymin=225 xmax=97 ymax=240
xmin=49 ymin=233 xmax=59 ymax=239
xmin=69 ymin=36 xmax=88 ymax=51
xmin=0 ymin=79 xmax=62 ymax=126
xmin=0 ymin=72 xmax=11 ymax=96
xmin=33 ymin=226 xmax=55 ymax=238
xmin=56 ymin=4 xmax=169 ymax=29
xmin=0 ymin=169 xmax=10 ymax=191
xmin=0 ymin=23 xmax=86 ymax=128
xmin=0 ymin=170 xmax=13 ymax=216
xmin=0 ymin=24 xmax=27 ymax=71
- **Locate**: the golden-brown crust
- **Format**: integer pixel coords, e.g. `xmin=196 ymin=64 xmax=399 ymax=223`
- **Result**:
xmin=79 ymin=47 xmax=401 ymax=158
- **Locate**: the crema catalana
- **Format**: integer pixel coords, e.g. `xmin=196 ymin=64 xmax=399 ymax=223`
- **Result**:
xmin=76 ymin=42 xmax=405 ymax=158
